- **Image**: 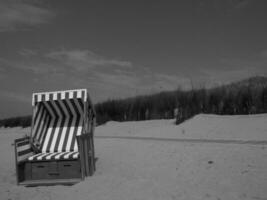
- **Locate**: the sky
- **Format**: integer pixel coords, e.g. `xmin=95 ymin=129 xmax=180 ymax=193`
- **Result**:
xmin=0 ymin=0 xmax=267 ymax=118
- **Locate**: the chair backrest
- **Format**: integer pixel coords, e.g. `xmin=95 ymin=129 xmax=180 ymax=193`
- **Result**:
xmin=31 ymin=89 xmax=90 ymax=153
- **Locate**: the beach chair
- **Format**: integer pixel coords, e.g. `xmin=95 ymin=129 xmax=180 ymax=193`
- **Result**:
xmin=14 ymin=89 xmax=96 ymax=186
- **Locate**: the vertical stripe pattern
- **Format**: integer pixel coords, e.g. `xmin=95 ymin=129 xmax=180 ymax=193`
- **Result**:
xmin=31 ymin=90 xmax=86 ymax=153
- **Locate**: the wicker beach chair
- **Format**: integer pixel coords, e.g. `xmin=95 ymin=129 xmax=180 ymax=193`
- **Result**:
xmin=14 ymin=89 xmax=96 ymax=186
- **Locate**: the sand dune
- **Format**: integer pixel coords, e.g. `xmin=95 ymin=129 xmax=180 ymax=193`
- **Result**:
xmin=0 ymin=114 xmax=267 ymax=200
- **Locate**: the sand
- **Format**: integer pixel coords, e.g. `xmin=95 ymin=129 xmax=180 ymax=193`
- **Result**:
xmin=0 ymin=114 xmax=267 ymax=200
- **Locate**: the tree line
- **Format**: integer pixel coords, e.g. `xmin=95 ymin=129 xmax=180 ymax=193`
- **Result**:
xmin=96 ymin=82 xmax=267 ymax=125
xmin=1 ymin=76 xmax=267 ymax=128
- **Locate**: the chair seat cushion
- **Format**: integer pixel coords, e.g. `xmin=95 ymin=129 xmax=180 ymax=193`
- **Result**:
xmin=27 ymin=151 xmax=79 ymax=161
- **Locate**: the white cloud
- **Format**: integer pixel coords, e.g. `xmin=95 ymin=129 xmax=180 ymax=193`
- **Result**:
xmin=0 ymin=57 xmax=61 ymax=74
xmin=260 ymin=50 xmax=267 ymax=58
xmin=0 ymin=0 xmax=54 ymax=32
xmin=153 ymin=74 xmax=191 ymax=90
xmin=46 ymin=49 xmax=132 ymax=70
xmin=202 ymin=66 xmax=267 ymax=86
xmin=86 ymin=69 xmax=191 ymax=100
xmin=196 ymin=0 xmax=251 ymax=16
xmin=1 ymin=48 xmax=191 ymax=102
xmin=19 ymin=48 xmax=38 ymax=56
xmin=231 ymin=0 xmax=250 ymax=9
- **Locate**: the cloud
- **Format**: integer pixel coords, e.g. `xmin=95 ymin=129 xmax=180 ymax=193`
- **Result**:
xmin=6 ymin=46 xmax=267 ymax=102
xmin=86 ymin=69 xmax=191 ymax=101
xmin=260 ymin=49 xmax=267 ymax=58
xmin=0 ymin=57 xmax=60 ymax=75
xmin=202 ymin=66 xmax=267 ymax=86
xmin=1 ymin=48 xmax=133 ymax=75
xmin=0 ymin=0 xmax=54 ymax=32
xmin=1 ymin=48 xmax=191 ymax=102
xmin=153 ymin=74 xmax=191 ymax=90
xmin=196 ymin=0 xmax=251 ymax=16
xmin=225 ymin=0 xmax=251 ymax=15
xmin=19 ymin=48 xmax=38 ymax=57
xmin=231 ymin=0 xmax=250 ymax=9
xmin=46 ymin=49 xmax=133 ymax=70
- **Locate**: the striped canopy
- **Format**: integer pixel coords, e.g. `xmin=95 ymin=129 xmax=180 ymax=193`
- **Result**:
xmin=31 ymin=89 xmax=90 ymax=153
xmin=32 ymin=89 xmax=87 ymax=106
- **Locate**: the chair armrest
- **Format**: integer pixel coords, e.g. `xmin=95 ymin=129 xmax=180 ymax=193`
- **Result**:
xmin=14 ymin=136 xmax=34 ymax=163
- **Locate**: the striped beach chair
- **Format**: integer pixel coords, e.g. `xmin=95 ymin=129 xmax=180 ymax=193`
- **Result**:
xmin=14 ymin=89 xmax=96 ymax=186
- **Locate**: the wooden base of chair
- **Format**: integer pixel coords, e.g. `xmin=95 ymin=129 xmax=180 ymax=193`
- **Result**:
xmin=19 ymin=178 xmax=82 ymax=186
xmin=17 ymin=160 xmax=83 ymax=186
